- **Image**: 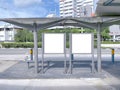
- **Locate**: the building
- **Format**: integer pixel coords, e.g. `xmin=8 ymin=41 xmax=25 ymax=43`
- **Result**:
xmin=109 ymin=25 xmax=120 ymax=42
xmin=59 ymin=0 xmax=95 ymax=17
xmin=46 ymin=14 xmax=56 ymax=17
xmin=0 ymin=24 xmax=23 ymax=42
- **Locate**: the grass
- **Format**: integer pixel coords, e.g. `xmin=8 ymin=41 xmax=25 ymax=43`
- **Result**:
xmin=102 ymin=41 xmax=120 ymax=44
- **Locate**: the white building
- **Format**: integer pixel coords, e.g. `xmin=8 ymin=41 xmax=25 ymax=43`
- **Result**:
xmin=46 ymin=14 xmax=56 ymax=17
xmin=109 ymin=25 xmax=120 ymax=42
xmin=0 ymin=24 xmax=23 ymax=42
xmin=59 ymin=0 xmax=95 ymax=17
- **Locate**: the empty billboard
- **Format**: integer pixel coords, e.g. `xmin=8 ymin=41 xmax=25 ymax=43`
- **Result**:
xmin=71 ymin=34 xmax=93 ymax=54
xmin=43 ymin=33 xmax=65 ymax=54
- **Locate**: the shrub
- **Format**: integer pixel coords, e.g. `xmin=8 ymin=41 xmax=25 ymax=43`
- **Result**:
xmin=1 ymin=42 xmax=42 ymax=48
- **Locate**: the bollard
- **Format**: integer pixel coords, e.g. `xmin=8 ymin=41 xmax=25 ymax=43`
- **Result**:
xmin=30 ymin=48 xmax=33 ymax=60
xmin=111 ymin=48 xmax=115 ymax=64
xmin=70 ymin=54 xmax=74 ymax=74
xmin=71 ymin=54 xmax=74 ymax=60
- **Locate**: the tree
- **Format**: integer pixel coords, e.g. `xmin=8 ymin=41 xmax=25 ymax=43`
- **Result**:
xmin=15 ymin=29 xmax=33 ymax=42
xmin=101 ymin=27 xmax=110 ymax=41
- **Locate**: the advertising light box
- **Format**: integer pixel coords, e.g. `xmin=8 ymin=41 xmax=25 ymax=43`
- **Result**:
xmin=44 ymin=33 xmax=65 ymax=54
xmin=71 ymin=34 xmax=93 ymax=54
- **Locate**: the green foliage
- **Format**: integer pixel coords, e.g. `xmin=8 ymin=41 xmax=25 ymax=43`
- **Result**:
xmin=101 ymin=28 xmax=110 ymax=41
xmin=14 ymin=27 xmax=111 ymax=44
xmin=15 ymin=30 xmax=33 ymax=42
xmin=1 ymin=42 xmax=42 ymax=48
xmin=0 ymin=41 xmax=98 ymax=48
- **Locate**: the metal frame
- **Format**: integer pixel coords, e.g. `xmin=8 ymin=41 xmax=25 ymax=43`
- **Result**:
xmin=43 ymin=33 xmax=65 ymax=54
xmin=69 ymin=33 xmax=95 ymax=74
xmin=0 ymin=17 xmax=106 ymax=74
xmin=42 ymin=33 xmax=44 ymax=73
xmin=71 ymin=33 xmax=93 ymax=54
xmin=42 ymin=33 xmax=67 ymax=73
xmin=33 ymin=23 xmax=39 ymax=74
xmin=91 ymin=34 xmax=95 ymax=73
xmin=97 ymin=23 xmax=102 ymax=73
xmin=69 ymin=33 xmax=72 ymax=74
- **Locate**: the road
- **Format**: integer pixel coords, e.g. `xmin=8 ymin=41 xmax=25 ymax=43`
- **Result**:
xmin=0 ymin=48 xmax=120 ymax=55
xmin=0 ymin=48 xmax=120 ymax=61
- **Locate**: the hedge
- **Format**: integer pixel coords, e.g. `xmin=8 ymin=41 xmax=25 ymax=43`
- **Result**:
xmin=0 ymin=41 xmax=111 ymax=48
xmin=1 ymin=42 xmax=42 ymax=48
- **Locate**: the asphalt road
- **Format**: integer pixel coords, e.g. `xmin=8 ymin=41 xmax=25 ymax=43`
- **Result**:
xmin=0 ymin=48 xmax=120 ymax=61
xmin=0 ymin=48 xmax=120 ymax=55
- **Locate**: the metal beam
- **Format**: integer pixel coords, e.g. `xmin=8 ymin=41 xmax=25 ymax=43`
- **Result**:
xmin=103 ymin=0 xmax=114 ymax=6
xmin=97 ymin=23 xmax=102 ymax=73
xmin=33 ymin=23 xmax=38 ymax=74
xmin=1 ymin=20 xmax=33 ymax=29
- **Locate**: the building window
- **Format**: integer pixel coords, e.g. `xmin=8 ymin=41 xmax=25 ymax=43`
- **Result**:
xmin=6 ymin=28 xmax=10 ymax=31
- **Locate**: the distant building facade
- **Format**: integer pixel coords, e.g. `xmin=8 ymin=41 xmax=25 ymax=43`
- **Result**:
xmin=109 ymin=25 xmax=120 ymax=42
xmin=59 ymin=0 xmax=95 ymax=17
xmin=0 ymin=24 xmax=23 ymax=42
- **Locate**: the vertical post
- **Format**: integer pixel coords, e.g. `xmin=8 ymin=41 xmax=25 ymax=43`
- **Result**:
xmin=42 ymin=33 xmax=44 ymax=73
xmin=69 ymin=33 xmax=72 ymax=74
xmin=13 ymin=26 xmax=15 ymax=41
xmin=33 ymin=23 xmax=38 ymax=74
xmin=97 ymin=23 xmax=102 ymax=73
xmin=91 ymin=34 xmax=95 ymax=73
xmin=4 ymin=26 xmax=6 ymax=41
xmin=64 ymin=33 xmax=67 ymax=73
xmin=111 ymin=48 xmax=115 ymax=64
xmin=113 ymin=35 xmax=116 ymax=42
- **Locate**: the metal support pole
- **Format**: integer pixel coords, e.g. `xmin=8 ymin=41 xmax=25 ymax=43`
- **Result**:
xmin=33 ymin=23 xmax=38 ymax=74
xmin=4 ymin=26 xmax=6 ymax=41
xmin=42 ymin=33 xmax=44 ymax=73
xmin=112 ymin=48 xmax=115 ymax=64
xmin=113 ymin=35 xmax=116 ymax=42
xmin=64 ymin=33 xmax=67 ymax=73
xmin=69 ymin=33 xmax=72 ymax=74
xmin=97 ymin=23 xmax=102 ymax=73
xmin=91 ymin=34 xmax=95 ymax=73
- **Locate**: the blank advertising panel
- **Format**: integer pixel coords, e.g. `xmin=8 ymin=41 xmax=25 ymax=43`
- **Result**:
xmin=72 ymin=34 xmax=92 ymax=54
xmin=44 ymin=33 xmax=65 ymax=54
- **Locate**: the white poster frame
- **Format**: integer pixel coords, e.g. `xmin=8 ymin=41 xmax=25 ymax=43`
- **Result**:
xmin=69 ymin=33 xmax=95 ymax=74
xmin=43 ymin=33 xmax=66 ymax=54
xmin=41 ymin=33 xmax=67 ymax=73
xmin=71 ymin=33 xmax=93 ymax=54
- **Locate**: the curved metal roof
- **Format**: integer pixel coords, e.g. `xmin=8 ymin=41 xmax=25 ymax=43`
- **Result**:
xmin=0 ymin=17 xmax=120 ymax=30
xmin=96 ymin=0 xmax=120 ymax=16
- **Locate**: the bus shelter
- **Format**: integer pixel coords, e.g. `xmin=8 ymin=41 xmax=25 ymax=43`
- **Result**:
xmin=0 ymin=16 xmax=120 ymax=74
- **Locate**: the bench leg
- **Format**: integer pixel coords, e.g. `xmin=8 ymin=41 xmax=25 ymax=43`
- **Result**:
xmin=27 ymin=62 xmax=29 ymax=69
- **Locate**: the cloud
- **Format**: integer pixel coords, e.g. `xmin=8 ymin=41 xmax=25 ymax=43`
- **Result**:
xmin=13 ymin=0 xmax=42 ymax=7
xmin=0 ymin=6 xmax=48 ymax=18
xmin=0 ymin=0 xmax=59 ymax=18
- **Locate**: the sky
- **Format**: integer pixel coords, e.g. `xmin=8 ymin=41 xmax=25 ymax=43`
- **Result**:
xmin=0 ymin=0 xmax=59 ymax=18
xmin=0 ymin=0 xmax=99 ymax=18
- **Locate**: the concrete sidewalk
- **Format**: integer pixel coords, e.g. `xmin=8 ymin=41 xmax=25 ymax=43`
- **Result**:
xmin=0 ymin=55 xmax=120 ymax=90
xmin=0 ymin=79 xmax=117 ymax=90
